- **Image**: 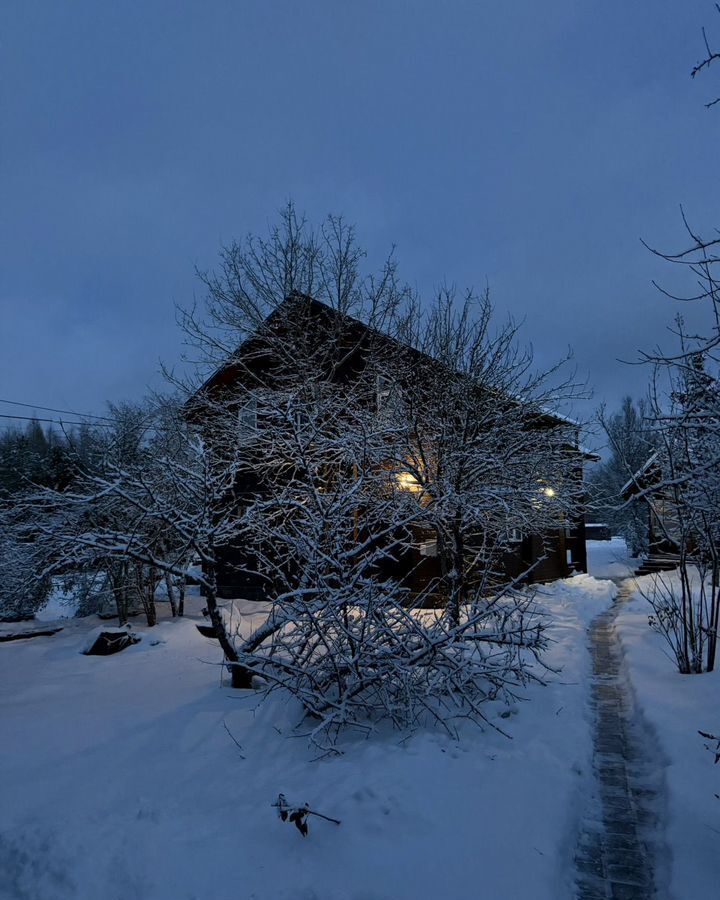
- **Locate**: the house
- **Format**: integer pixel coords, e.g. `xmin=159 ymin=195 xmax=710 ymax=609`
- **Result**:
xmin=190 ymin=294 xmax=593 ymax=600
xmin=621 ymin=454 xmax=668 ymax=545
xmin=621 ymin=453 xmax=682 ymax=574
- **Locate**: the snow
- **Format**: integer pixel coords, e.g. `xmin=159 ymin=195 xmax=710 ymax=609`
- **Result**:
xmin=35 ymin=579 xmax=78 ymax=622
xmin=0 ymin=578 xmax=616 ymax=900
xmin=616 ymin=571 xmax=720 ymax=899
xmin=586 ymin=536 xmax=638 ymax=580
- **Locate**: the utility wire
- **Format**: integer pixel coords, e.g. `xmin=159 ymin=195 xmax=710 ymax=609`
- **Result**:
xmin=0 ymin=413 xmax=113 ymax=428
xmin=0 ymin=398 xmax=114 ymax=422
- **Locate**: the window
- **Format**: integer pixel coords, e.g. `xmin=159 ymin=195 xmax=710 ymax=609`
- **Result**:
xmin=376 ymin=374 xmax=405 ymax=417
xmin=376 ymin=375 xmax=393 ymax=412
xmin=507 ymin=528 xmax=524 ymax=543
xmin=418 ymin=539 xmax=437 ymax=557
xmin=238 ymin=398 xmax=257 ymax=438
xmin=291 ymin=390 xmax=318 ymax=433
xmin=395 ymin=470 xmax=422 ymax=493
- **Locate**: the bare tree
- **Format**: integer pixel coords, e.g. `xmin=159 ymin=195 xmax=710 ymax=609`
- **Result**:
xmin=634 ymin=340 xmax=720 ymax=674
xmin=201 ymin=295 xmax=566 ymax=747
xmin=591 ymin=396 xmax=657 ymax=554
xmin=1 ymin=400 xmax=224 ymax=631
xmin=628 ymin=203 xmax=720 ymax=676
xmin=5 ymin=204 xmax=589 ymax=746
xmin=691 ymin=3 xmax=720 ymax=108
xmin=378 ymin=287 xmax=588 ymax=625
xmin=173 ymin=202 xmax=412 ymax=384
xmin=611 ymin=5 xmax=720 ymax=680
xmin=171 ymin=209 xmax=588 ymax=745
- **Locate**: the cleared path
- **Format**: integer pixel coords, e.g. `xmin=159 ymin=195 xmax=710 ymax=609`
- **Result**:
xmin=574 ymin=579 xmax=669 ymax=900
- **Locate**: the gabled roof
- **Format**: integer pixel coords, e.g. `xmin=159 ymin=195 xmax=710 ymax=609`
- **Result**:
xmin=190 ymin=293 xmax=589 ymax=454
xmin=192 ymin=293 xmax=401 ymax=399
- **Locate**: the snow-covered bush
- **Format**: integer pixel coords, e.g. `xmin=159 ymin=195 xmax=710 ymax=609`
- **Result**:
xmin=234 ymin=581 xmax=547 ymax=747
xmin=0 ymin=536 xmax=51 ymax=622
xmin=641 ymin=568 xmax=719 ymax=674
xmin=218 ymin=384 xmax=551 ymax=743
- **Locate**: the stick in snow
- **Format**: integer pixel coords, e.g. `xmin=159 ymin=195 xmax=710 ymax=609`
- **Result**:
xmin=223 ymin=719 xmax=246 ymax=759
xmin=272 ymin=793 xmax=341 ymax=837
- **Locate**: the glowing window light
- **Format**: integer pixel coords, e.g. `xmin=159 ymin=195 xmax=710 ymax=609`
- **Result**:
xmin=395 ymin=471 xmax=422 ymax=492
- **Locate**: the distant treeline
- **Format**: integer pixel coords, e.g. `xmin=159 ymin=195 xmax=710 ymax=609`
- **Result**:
xmin=0 ymin=419 xmax=100 ymax=498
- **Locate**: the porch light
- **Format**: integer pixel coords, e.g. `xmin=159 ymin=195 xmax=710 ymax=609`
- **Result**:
xmin=543 ymin=486 xmax=556 ymax=498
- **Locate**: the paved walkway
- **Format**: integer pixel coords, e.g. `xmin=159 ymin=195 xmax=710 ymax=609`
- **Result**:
xmin=574 ymin=579 xmax=669 ymax=899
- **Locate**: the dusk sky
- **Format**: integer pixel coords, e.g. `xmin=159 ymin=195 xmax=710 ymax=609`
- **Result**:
xmin=2 ymin=1 xmax=719 ymax=437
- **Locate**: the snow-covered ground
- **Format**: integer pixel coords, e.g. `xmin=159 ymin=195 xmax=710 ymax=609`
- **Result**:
xmin=585 ymin=536 xmax=638 ymax=581
xmin=616 ymin=570 xmax=720 ymax=898
xmin=34 ymin=579 xmax=79 ymax=622
xmin=0 ymin=578 xmax=616 ymax=900
xmin=8 ymin=541 xmax=715 ymax=898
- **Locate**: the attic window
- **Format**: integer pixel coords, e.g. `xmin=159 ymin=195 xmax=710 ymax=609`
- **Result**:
xmin=376 ymin=375 xmax=393 ymax=412
xmin=238 ymin=398 xmax=257 ymax=433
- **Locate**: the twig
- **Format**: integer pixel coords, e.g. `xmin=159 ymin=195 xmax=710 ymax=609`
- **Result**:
xmin=306 ymin=808 xmax=342 ymax=825
xmin=223 ymin=719 xmax=246 ymax=758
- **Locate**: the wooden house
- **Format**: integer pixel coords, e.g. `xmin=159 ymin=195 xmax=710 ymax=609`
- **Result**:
xmin=190 ymin=294 xmax=592 ymax=600
xmin=621 ymin=454 xmax=682 ymax=574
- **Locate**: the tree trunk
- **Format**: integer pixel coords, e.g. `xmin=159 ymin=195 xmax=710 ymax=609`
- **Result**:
xmin=164 ymin=572 xmax=178 ymax=617
xmin=203 ymin=560 xmax=252 ymax=688
xmin=706 ymin=560 xmax=719 ymax=673
xmin=110 ymin=562 xmax=130 ymax=626
xmin=144 ymin=595 xmax=157 ymax=627
xmin=135 ymin=563 xmax=158 ymax=627
xmin=177 ymin=577 xmax=185 ymax=617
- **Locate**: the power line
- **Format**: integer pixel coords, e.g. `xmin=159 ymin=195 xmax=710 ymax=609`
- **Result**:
xmin=0 ymin=413 xmax=113 ymax=428
xmin=0 ymin=398 xmax=114 ymax=422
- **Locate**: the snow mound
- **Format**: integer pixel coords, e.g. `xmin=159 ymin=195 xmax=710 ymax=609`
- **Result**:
xmin=537 ymin=573 xmax=617 ymax=627
xmin=586 ymin=537 xmax=637 ymax=580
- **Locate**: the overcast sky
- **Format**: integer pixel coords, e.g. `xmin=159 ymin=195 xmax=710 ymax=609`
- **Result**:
xmin=2 ymin=1 xmax=719 ymax=438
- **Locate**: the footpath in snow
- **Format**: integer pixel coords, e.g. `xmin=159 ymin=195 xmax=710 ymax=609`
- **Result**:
xmin=1 ymin=574 xmax=616 ymax=900
xmin=574 ymin=576 xmax=668 ymax=899
xmin=582 ymin=537 xmax=720 ymax=898
xmin=615 ymin=567 xmax=720 ymax=899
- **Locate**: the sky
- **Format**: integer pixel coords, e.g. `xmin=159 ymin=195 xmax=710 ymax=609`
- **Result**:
xmin=2 ymin=0 xmax=719 ymax=442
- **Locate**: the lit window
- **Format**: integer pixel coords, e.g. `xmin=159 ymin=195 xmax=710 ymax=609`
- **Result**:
xmin=395 ymin=470 xmax=422 ymax=492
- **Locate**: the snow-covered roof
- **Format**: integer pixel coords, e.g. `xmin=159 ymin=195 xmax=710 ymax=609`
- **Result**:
xmin=620 ymin=452 xmax=658 ymax=497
